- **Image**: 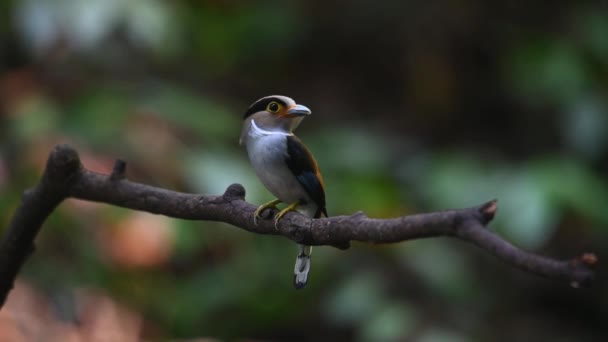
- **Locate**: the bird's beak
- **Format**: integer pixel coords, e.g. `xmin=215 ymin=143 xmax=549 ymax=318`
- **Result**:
xmin=287 ymin=104 xmax=311 ymax=116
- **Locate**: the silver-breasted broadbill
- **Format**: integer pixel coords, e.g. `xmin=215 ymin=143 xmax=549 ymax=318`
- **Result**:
xmin=240 ymin=95 xmax=327 ymax=289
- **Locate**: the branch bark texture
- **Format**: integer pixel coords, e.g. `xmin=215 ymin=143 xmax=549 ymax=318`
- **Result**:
xmin=0 ymin=144 xmax=597 ymax=307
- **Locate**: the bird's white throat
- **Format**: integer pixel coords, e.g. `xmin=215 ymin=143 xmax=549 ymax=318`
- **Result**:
xmin=250 ymin=120 xmax=292 ymax=138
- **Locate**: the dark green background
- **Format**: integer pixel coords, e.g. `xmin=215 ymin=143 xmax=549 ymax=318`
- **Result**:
xmin=1 ymin=0 xmax=606 ymax=340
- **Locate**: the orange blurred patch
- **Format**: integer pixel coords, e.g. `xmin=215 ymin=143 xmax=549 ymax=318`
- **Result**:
xmin=98 ymin=212 xmax=175 ymax=268
xmin=1 ymin=281 xmax=143 ymax=341
xmin=0 ymin=69 xmax=37 ymax=116
xmin=75 ymin=289 xmax=142 ymax=342
xmin=0 ymin=281 xmax=53 ymax=341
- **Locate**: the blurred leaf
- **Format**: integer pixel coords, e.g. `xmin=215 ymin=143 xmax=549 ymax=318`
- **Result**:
xmin=399 ymin=240 xmax=480 ymax=300
xmin=577 ymin=10 xmax=608 ymax=60
xmin=172 ymin=220 xmax=206 ymax=257
xmin=9 ymin=94 xmax=59 ymax=140
xmin=64 ymin=87 xmax=131 ymax=145
xmin=182 ymin=148 xmax=268 ymax=203
xmin=406 ymin=153 xmax=559 ymax=248
xmin=506 ymin=39 xmax=588 ymax=106
xmin=183 ymin=3 xmax=301 ymax=72
xmin=125 ymin=0 xmax=178 ymax=54
xmin=359 ymin=303 xmax=414 ymax=342
xmin=324 ymin=271 xmax=387 ymax=326
xmin=15 ymin=0 xmax=176 ymax=55
xmin=309 ymin=127 xmax=392 ymax=174
xmin=417 ymin=329 xmax=468 ymax=342
xmin=328 ymin=172 xmax=401 ymax=216
xmin=561 ymin=96 xmax=608 ymax=160
xmin=531 ymin=157 xmax=608 ymax=227
xmin=309 ymin=127 xmax=401 ymax=216
xmin=140 ymin=84 xmax=239 ymax=141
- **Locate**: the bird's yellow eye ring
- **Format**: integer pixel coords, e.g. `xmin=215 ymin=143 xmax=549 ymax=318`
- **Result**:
xmin=267 ymin=101 xmax=281 ymax=113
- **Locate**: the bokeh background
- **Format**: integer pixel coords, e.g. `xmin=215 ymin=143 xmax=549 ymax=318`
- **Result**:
xmin=1 ymin=0 xmax=607 ymax=341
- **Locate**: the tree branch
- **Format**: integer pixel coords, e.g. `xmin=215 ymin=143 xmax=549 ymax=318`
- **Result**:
xmin=0 ymin=144 xmax=597 ymax=307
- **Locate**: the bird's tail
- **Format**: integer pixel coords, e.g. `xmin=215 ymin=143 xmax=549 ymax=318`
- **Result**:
xmin=293 ymin=244 xmax=312 ymax=289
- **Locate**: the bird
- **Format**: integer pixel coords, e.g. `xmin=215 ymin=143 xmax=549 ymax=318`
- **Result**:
xmin=240 ymin=95 xmax=327 ymax=289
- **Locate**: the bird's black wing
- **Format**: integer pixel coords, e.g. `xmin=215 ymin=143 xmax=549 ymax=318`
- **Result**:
xmin=285 ymin=135 xmax=327 ymax=218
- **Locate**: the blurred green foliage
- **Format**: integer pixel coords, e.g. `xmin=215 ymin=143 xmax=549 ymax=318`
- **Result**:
xmin=1 ymin=0 xmax=607 ymax=341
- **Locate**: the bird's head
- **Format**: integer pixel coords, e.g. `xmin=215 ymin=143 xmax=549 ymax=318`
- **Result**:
xmin=242 ymin=95 xmax=311 ymax=134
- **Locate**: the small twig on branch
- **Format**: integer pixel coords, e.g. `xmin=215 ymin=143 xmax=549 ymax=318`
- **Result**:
xmin=110 ymin=159 xmax=127 ymax=181
xmin=0 ymin=144 xmax=597 ymax=308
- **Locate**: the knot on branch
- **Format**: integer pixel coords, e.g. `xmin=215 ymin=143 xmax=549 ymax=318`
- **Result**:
xmin=580 ymin=253 xmax=598 ymax=266
xmin=110 ymin=159 xmax=127 ymax=181
xmin=478 ymin=199 xmax=498 ymax=225
xmin=568 ymin=253 xmax=597 ymax=288
xmin=45 ymin=144 xmax=82 ymax=183
xmin=351 ymin=211 xmax=368 ymax=219
xmin=223 ymin=183 xmax=246 ymax=201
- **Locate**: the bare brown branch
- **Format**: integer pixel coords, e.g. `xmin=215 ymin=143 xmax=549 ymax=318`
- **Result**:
xmin=0 ymin=144 xmax=597 ymax=308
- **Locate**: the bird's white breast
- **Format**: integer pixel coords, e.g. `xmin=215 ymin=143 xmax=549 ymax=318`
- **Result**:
xmin=245 ymin=120 xmax=315 ymax=215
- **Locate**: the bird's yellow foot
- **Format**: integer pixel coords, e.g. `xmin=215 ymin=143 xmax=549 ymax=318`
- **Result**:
xmin=253 ymin=199 xmax=282 ymax=225
xmin=274 ymin=200 xmax=300 ymax=229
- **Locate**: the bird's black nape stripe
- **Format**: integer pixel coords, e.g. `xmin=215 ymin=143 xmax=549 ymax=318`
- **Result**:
xmin=243 ymin=97 xmax=288 ymax=119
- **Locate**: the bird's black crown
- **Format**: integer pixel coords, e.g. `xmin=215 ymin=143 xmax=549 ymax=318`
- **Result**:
xmin=243 ymin=96 xmax=288 ymax=119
